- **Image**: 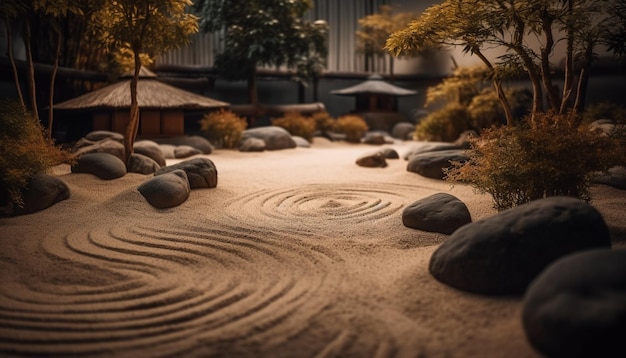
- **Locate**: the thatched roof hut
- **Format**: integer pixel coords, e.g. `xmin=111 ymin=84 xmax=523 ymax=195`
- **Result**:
xmin=54 ymin=67 xmax=228 ymax=137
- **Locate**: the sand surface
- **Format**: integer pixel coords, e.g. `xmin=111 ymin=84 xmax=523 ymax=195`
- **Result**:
xmin=1 ymin=138 xmax=624 ymax=357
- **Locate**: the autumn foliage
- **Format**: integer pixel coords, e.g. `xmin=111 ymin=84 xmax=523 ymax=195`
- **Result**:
xmin=446 ymin=111 xmax=626 ymax=210
xmin=199 ymin=109 xmax=247 ymax=149
xmin=0 ymin=101 xmax=72 ymax=209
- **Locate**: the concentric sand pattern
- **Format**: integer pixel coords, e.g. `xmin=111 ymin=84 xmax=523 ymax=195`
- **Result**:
xmin=0 ymin=221 xmax=342 ymax=356
xmin=224 ymin=183 xmax=415 ymax=233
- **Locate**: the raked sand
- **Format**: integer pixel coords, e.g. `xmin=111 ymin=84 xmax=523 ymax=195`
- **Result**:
xmin=1 ymin=138 xmax=624 ymax=357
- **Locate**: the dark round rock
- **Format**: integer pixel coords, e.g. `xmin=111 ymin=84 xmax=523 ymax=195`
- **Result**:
xmin=429 ymin=196 xmax=612 ymax=295
xmin=138 ymin=169 xmax=190 ymax=209
xmin=523 ymin=248 xmax=626 ymax=358
xmin=155 ymin=157 xmax=218 ymax=189
xmin=402 ymin=193 xmax=471 ymax=234
xmin=71 ymin=152 xmax=127 ymax=180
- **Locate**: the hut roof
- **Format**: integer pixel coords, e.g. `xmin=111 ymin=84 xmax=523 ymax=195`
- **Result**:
xmin=54 ymin=67 xmax=228 ymax=110
xmin=330 ymin=74 xmax=417 ymax=96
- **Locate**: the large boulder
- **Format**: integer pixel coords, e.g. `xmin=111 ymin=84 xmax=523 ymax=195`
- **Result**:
xmin=240 ymin=127 xmax=296 ymax=150
xmin=402 ymin=193 xmax=471 ymax=234
xmin=155 ymin=157 xmax=217 ymax=189
xmin=407 ymin=149 xmax=468 ymax=179
xmin=174 ymin=145 xmax=202 ymax=159
xmin=523 ymin=249 xmax=626 ymax=358
xmin=158 ymin=144 xmax=177 ymax=159
xmin=380 ymin=148 xmax=399 ymax=159
xmin=71 ymin=152 xmax=127 ymax=180
xmin=127 ymin=153 xmax=160 ymax=175
xmin=403 ymin=142 xmax=460 ymax=160
xmin=72 ymin=138 xmax=125 ymax=161
xmin=362 ymin=132 xmax=387 ymax=145
xmin=391 ymin=122 xmax=415 ymax=140
xmin=134 ymin=140 xmax=166 ymax=167
xmin=84 ymin=130 xmax=124 ymax=143
xmin=239 ymin=137 xmax=266 ymax=152
xmin=153 ymin=135 xmax=213 ymax=154
xmin=12 ymin=174 xmax=70 ymax=216
xmin=138 ymin=169 xmax=190 ymax=209
xmin=292 ymin=136 xmax=311 ymax=148
xmin=356 ymin=151 xmax=388 ymax=168
xmin=429 ymin=196 xmax=611 ymax=295
xmin=592 ymin=166 xmax=626 ymax=190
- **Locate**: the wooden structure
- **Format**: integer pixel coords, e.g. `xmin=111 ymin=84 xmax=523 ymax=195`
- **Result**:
xmin=54 ymin=67 xmax=228 ymax=137
xmin=330 ymin=74 xmax=417 ymax=112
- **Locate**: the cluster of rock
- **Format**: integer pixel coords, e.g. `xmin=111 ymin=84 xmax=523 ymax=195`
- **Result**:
xmin=70 ymin=131 xmax=212 ymax=180
xmin=4 ymin=131 xmax=219 ymax=215
xmin=401 ymin=193 xmax=624 ymax=357
xmin=69 ymin=131 xmax=219 ymax=209
xmin=138 ymin=157 xmax=218 ymax=209
xmin=239 ymin=127 xmax=301 ymax=152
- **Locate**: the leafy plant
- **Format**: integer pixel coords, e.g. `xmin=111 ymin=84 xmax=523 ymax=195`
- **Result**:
xmin=426 ymin=65 xmax=488 ymax=108
xmin=310 ymin=111 xmax=335 ymax=135
xmin=355 ymin=5 xmax=419 ymax=77
xmin=199 ymin=109 xmax=247 ymax=149
xmin=468 ymin=88 xmax=532 ymax=130
xmin=386 ymin=0 xmax=626 ymax=122
xmin=415 ymin=103 xmax=471 ymax=142
xmin=272 ymin=112 xmax=316 ymax=142
xmin=193 ymin=0 xmax=327 ymax=104
xmin=446 ymin=111 xmax=626 ymax=210
xmin=0 ymin=100 xmax=72 ymax=210
xmin=93 ymin=0 xmax=198 ymax=165
xmin=333 ymin=115 xmax=368 ymax=143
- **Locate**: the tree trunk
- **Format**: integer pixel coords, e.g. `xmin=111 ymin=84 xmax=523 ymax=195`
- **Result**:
xmin=6 ymin=19 xmax=25 ymax=109
xmin=313 ymin=76 xmax=319 ymax=102
xmin=560 ymin=0 xmax=575 ymax=114
xmin=297 ymin=82 xmax=305 ymax=103
xmin=124 ymin=51 xmax=142 ymax=166
xmin=540 ymin=17 xmax=561 ymax=112
xmin=573 ymin=43 xmax=594 ymax=115
xmin=48 ymin=26 xmax=62 ymax=138
xmin=24 ymin=16 xmax=39 ymax=119
xmin=247 ymin=64 xmax=258 ymax=105
xmin=475 ymin=50 xmax=515 ymax=126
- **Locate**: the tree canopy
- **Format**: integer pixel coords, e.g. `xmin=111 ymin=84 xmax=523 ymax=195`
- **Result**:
xmin=93 ymin=0 xmax=198 ymax=164
xmin=355 ymin=5 xmax=418 ymax=77
xmin=386 ymin=0 xmax=626 ymax=124
xmin=193 ymin=0 xmax=328 ymax=105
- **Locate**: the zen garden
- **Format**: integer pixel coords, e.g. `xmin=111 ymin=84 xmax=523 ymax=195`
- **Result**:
xmin=1 ymin=1 xmax=625 ymax=357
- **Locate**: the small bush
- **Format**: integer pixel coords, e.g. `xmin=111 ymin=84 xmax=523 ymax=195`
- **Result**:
xmin=271 ymin=111 xmax=316 ymax=142
xmin=199 ymin=109 xmax=247 ymax=149
xmin=333 ymin=115 xmax=368 ymax=143
xmin=415 ymin=103 xmax=471 ymax=142
xmin=446 ymin=111 xmax=626 ymax=210
xmin=310 ymin=111 xmax=335 ymax=134
xmin=0 ymin=100 xmax=72 ymax=209
xmin=468 ymin=88 xmax=532 ymax=131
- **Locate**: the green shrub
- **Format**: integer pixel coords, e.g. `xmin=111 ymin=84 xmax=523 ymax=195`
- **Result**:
xmin=446 ymin=111 xmax=626 ymax=210
xmin=0 ymin=100 xmax=72 ymax=209
xmin=310 ymin=111 xmax=335 ymax=134
xmin=333 ymin=115 xmax=368 ymax=143
xmin=415 ymin=103 xmax=471 ymax=142
xmin=271 ymin=111 xmax=316 ymax=142
xmin=199 ymin=109 xmax=247 ymax=149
